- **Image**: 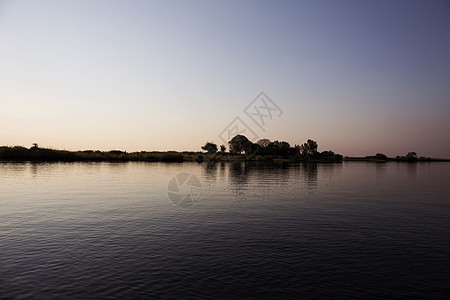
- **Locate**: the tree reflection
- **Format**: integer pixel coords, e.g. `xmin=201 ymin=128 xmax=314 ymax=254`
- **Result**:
xmin=30 ymin=162 xmax=39 ymax=178
xmin=199 ymin=161 xmax=325 ymax=203
xmin=228 ymin=162 xmax=249 ymax=202
xmin=219 ymin=162 xmax=226 ymax=180
xmin=407 ymin=162 xmax=418 ymax=181
xmin=227 ymin=162 xmax=292 ymax=202
xmin=203 ymin=161 xmax=218 ymax=181
xmin=300 ymin=163 xmax=318 ymax=191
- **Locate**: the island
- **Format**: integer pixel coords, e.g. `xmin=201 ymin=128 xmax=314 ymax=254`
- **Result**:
xmin=0 ymin=136 xmax=448 ymax=163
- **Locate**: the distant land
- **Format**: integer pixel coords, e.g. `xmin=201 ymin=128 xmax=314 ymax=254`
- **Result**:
xmin=1 ymin=136 xmax=449 ymax=163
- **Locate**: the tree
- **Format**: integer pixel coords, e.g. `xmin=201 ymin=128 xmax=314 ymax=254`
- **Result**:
xmin=405 ymin=152 xmax=418 ymax=162
xmin=256 ymin=139 xmax=271 ymax=148
xmin=220 ymin=145 xmax=226 ymax=153
xmin=375 ymin=153 xmax=387 ymax=160
xmin=321 ymin=150 xmax=335 ymax=157
xmin=300 ymin=139 xmax=318 ymax=157
xmin=292 ymin=144 xmax=301 ymax=156
xmin=31 ymin=143 xmax=39 ymax=149
xmin=274 ymin=140 xmax=291 ymax=156
xmin=228 ymin=135 xmax=252 ymax=154
xmin=246 ymin=143 xmax=263 ymax=156
xmin=201 ymin=142 xmax=218 ymax=154
xmin=275 ymin=141 xmax=290 ymax=151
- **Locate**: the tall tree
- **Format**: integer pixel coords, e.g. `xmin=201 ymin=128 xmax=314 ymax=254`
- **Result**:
xmin=300 ymin=139 xmax=318 ymax=157
xmin=228 ymin=135 xmax=252 ymax=154
xmin=256 ymin=139 xmax=271 ymax=148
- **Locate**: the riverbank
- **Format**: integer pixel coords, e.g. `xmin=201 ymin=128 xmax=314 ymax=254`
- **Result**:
xmin=343 ymin=156 xmax=450 ymax=162
xmin=0 ymin=146 xmax=343 ymax=163
xmin=2 ymin=146 xmax=448 ymax=163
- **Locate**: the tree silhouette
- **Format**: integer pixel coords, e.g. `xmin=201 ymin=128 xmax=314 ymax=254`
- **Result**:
xmin=201 ymin=142 xmax=218 ymax=154
xmin=264 ymin=140 xmax=291 ymax=156
xmin=300 ymin=139 xmax=318 ymax=157
xmin=256 ymin=139 xmax=271 ymax=148
xmin=406 ymin=152 xmax=418 ymax=162
xmin=220 ymin=144 xmax=226 ymax=153
xmin=228 ymin=135 xmax=252 ymax=154
xmin=375 ymin=153 xmax=387 ymax=160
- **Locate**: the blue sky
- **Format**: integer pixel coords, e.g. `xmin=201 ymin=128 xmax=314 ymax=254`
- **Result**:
xmin=1 ymin=0 xmax=449 ymax=157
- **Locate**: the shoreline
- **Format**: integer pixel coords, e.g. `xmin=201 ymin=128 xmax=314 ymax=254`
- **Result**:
xmin=343 ymin=157 xmax=450 ymax=162
xmin=1 ymin=146 xmax=448 ymax=163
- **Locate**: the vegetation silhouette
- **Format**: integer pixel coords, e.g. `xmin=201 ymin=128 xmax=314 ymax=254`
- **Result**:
xmin=223 ymin=135 xmax=342 ymax=162
xmin=0 ymin=146 xmax=184 ymax=162
xmin=345 ymin=151 xmax=437 ymax=162
xmin=0 ymin=136 xmax=447 ymax=163
xmin=201 ymin=142 xmax=218 ymax=154
xmin=220 ymin=145 xmax=226 ymax=154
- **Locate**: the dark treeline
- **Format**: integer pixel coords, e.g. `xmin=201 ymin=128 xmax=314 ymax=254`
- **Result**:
xmin=1 ymin=136 xmax=445 ymax=163
xmin=202 ymin=135 xmax=343 ymax=162
xmin=0 ymin=136 xmax=342 ymax=163
xmin=345 ymin=152 xmax=444 ymax=162
xmin=0 ymin=145 xmax=185 ymax=162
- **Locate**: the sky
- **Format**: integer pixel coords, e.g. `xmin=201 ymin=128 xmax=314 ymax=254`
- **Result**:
xmin=1 ymin=0 xmax=449 ymax=157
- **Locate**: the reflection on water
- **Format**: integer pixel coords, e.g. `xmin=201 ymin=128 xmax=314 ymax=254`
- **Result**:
xmin=0 ymin=161 xmax=450 ymax=299
xmin=407 ymin=162 xmax=418 ymax=180
xmin=301 ymin=163 xmax=318 ymax=190
xmin=202 ymin=161 xmax=218 ymax=182
xmin=228 ymin=162 xmax=249 ymax=202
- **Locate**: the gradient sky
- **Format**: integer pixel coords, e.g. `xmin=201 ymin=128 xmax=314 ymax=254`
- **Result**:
xmin=1 ymin=0 xmax=449 ymax=157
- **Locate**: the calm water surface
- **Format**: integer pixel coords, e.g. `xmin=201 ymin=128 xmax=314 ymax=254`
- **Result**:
xmin=0 ymin=162 xmax=449 ymax=299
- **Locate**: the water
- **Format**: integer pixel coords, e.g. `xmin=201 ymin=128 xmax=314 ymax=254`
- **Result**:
xmin=0 ymin=161 xmax=449 ymax=299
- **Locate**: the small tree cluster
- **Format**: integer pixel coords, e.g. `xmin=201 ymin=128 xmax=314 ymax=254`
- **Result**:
xmin=225 ymin=135 xmax=342 ymax=161
xmin=300 ymin=139 xmax=318 ymax=157
xmin=201 ymin=142 xmax=218 ymax=154
xmin=201 ymin=142 xmax=228 ymax=155
xmin=201 ymin=135 xmax=342 ymax=161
